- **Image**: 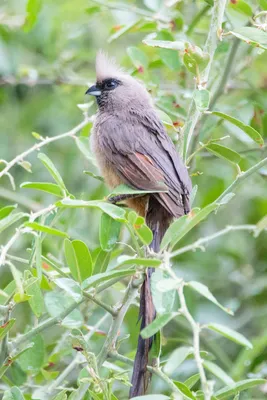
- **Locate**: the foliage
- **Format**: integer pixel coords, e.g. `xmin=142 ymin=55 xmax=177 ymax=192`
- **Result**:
xmin=1 ymin=0 xmax=267 ymax=399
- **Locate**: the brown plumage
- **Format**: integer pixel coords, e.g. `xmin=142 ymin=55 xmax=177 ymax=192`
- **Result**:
xmin=86 ymin=51 xmax=192 ymax=398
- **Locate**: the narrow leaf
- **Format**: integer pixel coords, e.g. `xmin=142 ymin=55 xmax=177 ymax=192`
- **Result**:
xmin=254 ymin=214 xmax=267 ymax=237
xmin=184 ymin=374 xmax=200 ymax=389
xmin=134 ymin=223 xmax=153 ymax=246
xmin=215 ymin=379 xmax=266 ymax=399
xmin=24 ymin=222 xmax=68 ymax=238
xmin=0 ymin=318 xmax=16 ymax=341
xmin=108 ymin=183 xmax=167 ymax=197
xmin=3 ymin=386 xmax=25 ymax=400
xmin=203 ymin=360 xmax=234 ymax=385
xmin=0 ymin=205 xmax=17 ymax=220
xmin=143 ymin=39 xmax=184 ymax=50
xmin=188 ymin=281 xmax=233 ymax=315
xmin=57 ymin=199 xmax=126 ymax=222
xmin=141 ymin=312 xmax=179 ymax=339
xmin=0 ymin=213 xmax=26 ymax=234
xmin=100 ymin=213 xmax=121 ymax=251
xmin=207 ymin=323 xmax=253 ymax=348
xmin=230 ymin=27 xmax=267 ymax=50
xmin=161 ymin=204 xmax=218 ymax=250
xmin=127 ymin=46 xmax=148 ymax=69
xmin=20 ymin=182 xmax=62 ymax=197
xmin=173 ymin=381 xmax=196 ymax=400
xmin=212 ymin=111 xmax=264 ymax=145
xmin=38 ymin=153 xmax=67 ymax=192
xmin=206 ymin=143 xmax=241 ymax=164
xmin=193 ymin=89 xmax=210 ymax=112
xmin=64 ymin=239 xmax=80 ymax=282
xmin=82 ymin=269 xmax=135 ymax=290
xmin=164 ymin=346 xmax=192 ymax=375
xmin=72 ymin=240 xmax=93 ymax=280
xmin=116 ymin=257 xmax=161 ymax=268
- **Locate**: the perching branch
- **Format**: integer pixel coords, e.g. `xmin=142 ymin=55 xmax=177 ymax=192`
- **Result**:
xmin=163 ymin=254 xmax=212 ymax=400
xmin=96 ymin=276 xmax=142 ymax=369
xmin=0 ymin=118 xmax=92 ymax=185
xmin=170 ymin=225 xmax=256 ymax=258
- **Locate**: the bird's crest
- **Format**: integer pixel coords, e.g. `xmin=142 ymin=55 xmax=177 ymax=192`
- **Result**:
xmin=95 ymin=50 xmax=124 ymax=82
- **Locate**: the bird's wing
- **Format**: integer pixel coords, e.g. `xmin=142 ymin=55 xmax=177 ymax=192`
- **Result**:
xmin=98 ymin=111 xmax=191 ymax=217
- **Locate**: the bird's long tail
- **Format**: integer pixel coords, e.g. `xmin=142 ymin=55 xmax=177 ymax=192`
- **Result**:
xmin=129 ymin=198 xmax=172 ymax=398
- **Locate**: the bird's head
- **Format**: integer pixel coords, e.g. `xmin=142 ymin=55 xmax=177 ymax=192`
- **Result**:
xmin=86 ymin=51 xmax=151 ymax=111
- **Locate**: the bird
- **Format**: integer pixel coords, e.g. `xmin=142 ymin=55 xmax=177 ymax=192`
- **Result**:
xmin=86 ymin=51 xmax=192 ymax=398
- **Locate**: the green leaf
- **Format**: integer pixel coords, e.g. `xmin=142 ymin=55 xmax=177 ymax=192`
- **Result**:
xmin=51 ymin=390 xmax=68 ymax=400
xmin=183 ymin=52 xmax=198 ymax=74
xmin=24 ymin=222 xmax=68 ymax=238
xmin=206 ymin=143 xmax=241 ymax=164
xmin=207 ymin=323 xmax=253 ymax=349
xmin=64 ymin=239 xmax=92 ymax=282
xmin=25 ymin=277 xmax=44 ymax=317
xmin=20 ymin=182 xmax=63 ymax=197
xmin=141 ymin=312 xmax=179 ymax=338
xmin=143 ymin=39 xmax=184 ymax=50
xmin=161 ymin=203 xmax=218 ymax=250
xmin=156 ymin=278 xmax=179 ymax=292
xmin=100 ymin=213 xmax=121 ymax=251
xmin=134 ymin=223 xmax=153 ymax=246
xmin=93 ymin=249 xmax=111 ymax=274
xmin=75 ymin=137 xmax=95 ymax=162
xmin=156 ymin=109 xmax=174 ymax=127
xmin=150 ymin=330 xmax=161 ymax=358
xmin=127 ymin=46 xmax=149 ymax=69
xmin=258 ymin=0 xmax=267 ymax=9
xmin=0 ymin=213 xmax=26 ymax=234
xmin=193 ymin=89 xmax=210 ymax=112
xmin=188 ymin=281 xmax=233 ymax=315
xmin=3 ymin=387 xmax=25 ymax=400
xmin=82 ymin=269 xmax=135 ymax=290
xmin=38 ymin=153 xmax=67 ymax=193
xmin=0 ymin=318 xmax=16 ymax=341
xmin=164 ymin=346 xmax=192 ymax=375
xmin=84 ymin=171 xmax=104 ymax=182
xmin=230 ymin=27 xmax=267 ymax=50
xmin=156 ymin=31 xmax=181 ymax=71
xmin=173 ymin=381 xmax=196 ymax=400
xmin=23 ymin=0 xmax=42 ymax=32
xmin=45 ymin=292 xmax=83 ymax=328
xmin=55 ymin=278 xmax=82 ymax=302
xmin=57 ymin=199 xmax=126 ymax=222
xmin=115 ymin=257 xmax=161 ymax=268
xmin=18 ymin=334 xmax=45 ymax=372
xmin=215 ymin=379 xmax=266 ymax=399
xmin=229 ymin=0 xmax=253 ymax=16
xmin=0 ymin=205 xmax=17 ymax=220
xmin=184 ymin=373 xmax=200 ymax=389
xmin=151 ymin=269 xmax=176 ymax=314
xmin=108 ymin=20 xmax=140 ymax=43
xmin=203 ymin=360 xmax=234 ymax=385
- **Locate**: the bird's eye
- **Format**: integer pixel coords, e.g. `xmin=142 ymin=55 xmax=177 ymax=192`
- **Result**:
xmin=104 ymin=79 xmax=119 ymax=90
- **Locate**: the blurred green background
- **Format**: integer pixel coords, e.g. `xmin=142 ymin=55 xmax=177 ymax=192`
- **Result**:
xmin=1 ymin=0 xmax=267 ymax=399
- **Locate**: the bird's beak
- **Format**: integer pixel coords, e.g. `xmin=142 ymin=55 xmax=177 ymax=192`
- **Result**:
xmin=85 ymin=84 xmax=101 ymax=96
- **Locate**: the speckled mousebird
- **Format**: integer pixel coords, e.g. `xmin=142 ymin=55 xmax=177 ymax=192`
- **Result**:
xmin=86 ymin=51 xmax=192 ymax=398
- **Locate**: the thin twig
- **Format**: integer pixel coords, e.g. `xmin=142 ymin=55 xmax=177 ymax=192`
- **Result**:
xmin=96 ymin=277 xmax=142 ymax=368
xmin=178 ymin=284 xmax=212 ymax=400
xmin=0 ymin=118 xmax=91 ymax=182
xmin=170 ymin=225 xmax=256 ymax=258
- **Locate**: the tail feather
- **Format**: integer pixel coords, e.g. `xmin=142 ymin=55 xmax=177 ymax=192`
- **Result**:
xmin=129 ymin=198 xmax=172 ymax=398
